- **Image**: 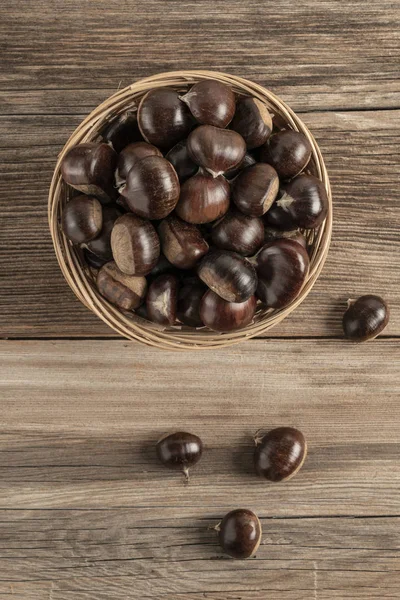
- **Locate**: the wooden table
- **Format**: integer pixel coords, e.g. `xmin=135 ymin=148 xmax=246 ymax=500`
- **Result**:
xmin=1 ymin=1 xmax=399 ymax=598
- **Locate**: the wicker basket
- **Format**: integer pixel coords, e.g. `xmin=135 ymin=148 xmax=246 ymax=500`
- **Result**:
xmin=49 ymin=70 xmax=332 ymax=350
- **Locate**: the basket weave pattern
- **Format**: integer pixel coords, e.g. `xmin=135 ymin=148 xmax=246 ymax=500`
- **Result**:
xmin=48 ymin=70 xmax=332 ymax=350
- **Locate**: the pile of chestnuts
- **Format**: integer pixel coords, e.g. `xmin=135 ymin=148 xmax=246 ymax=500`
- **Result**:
xmin=60 ymin=79 xmax=330 ymax=333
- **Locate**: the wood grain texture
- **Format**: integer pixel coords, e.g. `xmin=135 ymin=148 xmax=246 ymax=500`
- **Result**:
xmin=0 ymin=339 xmax=400 ymax=598
xmin=1 ymin=110 xmax=399 ymax=338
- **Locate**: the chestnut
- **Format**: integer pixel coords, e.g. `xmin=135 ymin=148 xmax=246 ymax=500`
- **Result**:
xmin=260 ymin=130 xmax=312 ymax=180
xmin=158 ymin=214 xmax=209 ymax=269
xmin=117 ymin=141 xmax=162 ymax=181
xmin=232 ymin=163 xmax=279 ymax=217
xmin=83 ymin=249 xmax=108 ymax=269
xmin=146 ymin=273 xmax=179 ymax=326
xmin=156 ymin=431 xmax=203 ymax=479
xmin=137 ymin=88 xmax=194 ymax=150
xmin=267 ymin=174 xmax=329 ymax=230
xmin=217 ymin=509 xmax=262 ymax=559
xmin=254 ymin=427 xmax=307 ymax=482
xmin=224 ymin=152 xmax=256 ymax=181
xmin=120 ymin=155 xmax=180 ymax=220
xmin=256 ymin=239 xmax=309 ymax=308
xmin=61 ymin=143 xmax=117 ymax=203
xmin=176 ymin=170 xmax=230 ymax=224
xmin=100 ymin=111 xmax=142 ymax=153
xmin=180 ymin=79 xmax=236 ymax=128
xmin=342 ymin=295 xmax=389 ymax=342
xmin=211 ymin=211 xmax=264 ymax=257
xmin=61 ymin=195 xmax=103 ymax=244
xmin=177 ymin=278 xmax=207 ymax=327
xmin=230 ymin=97 xmax=272 ymax=149
xmin=198 ymin=250 xmax=257 ymax=302
xmin=111 ymin=213 xmax=160 ymax=275
xmin=165 ymin=140 xmax=198 ymax=182
xmin=84 ymin=205 xmax=122 ymax=261
xmin=264 ymin=226 xmax=307 ymax=249
xmin=187 ymin=125 xmax=246 ymax=178
xmin=200 ymin=290 xmax=256 ymax=332
xmin=97 ymin=261 xmax=147 ymax=310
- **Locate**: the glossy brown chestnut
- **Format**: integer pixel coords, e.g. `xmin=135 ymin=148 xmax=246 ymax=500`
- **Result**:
xmin=120 ymin=155 xmax=180 ymax=220
xmin=180 ymin=79 xmax=236 ymax=128
xmin=137 ymin=88 xmax=194 ymax=149
xmin=156 ymin=431 xmax=203 ymax=479
xmin=267 ymin=174 xmax=329 ymax=230
xmin=165 ymin=140 xmax=198 ymax=182
xmin=146 ymin=273 xmax=179 ymax=326
xmin=187 ymin=125 xmax=246 ymax=178
xmin=232 ymin=163 xmax=279 ymax=217
xmin=176 ymin=170 xmax=230 ymax=224
xmin=217 ymin=509 xmax=262 ymax=559
xmin=230 ymin=97 xmax=272 ymax=149
xmin=263 ymin=226 xmax=307 ymax=249
xmin=256 ymin=239 xmax=309 ymax=308
xmin=158 ymin=214 xmax=209 ymax=269
xmin=111 ymin=213 xmax=160 ymax=275
xmin=224 ymin=152 xmax=256 ymax=181
xmin=101 ymin=111 xmax=142 ymax=153
xmin=61 ymin=143 xmax=117 ymax=203
xmin=211 ymin=211 xmax=264 ymax=256
xmin=117 ymin=141 xmax=162 ymax=180
xmin=254 ymin=427 xmax=307 ymax=482
xmin=177 ymin=278 xmax=207 ymax=327
xmin=342 ymin=295 xmax=389 ymax=342
xmin=260 ymin=130 xmax=312 ymax=180
xmin=84 ymin=205 xmax=122 ymax=261
xmin=200 ymin=290 xmax=256 ymax=332
xmin=61 ymin=195 xmax=103 ymax=244
xmin=96 ymin=261 xmax=147 ymax=310
xmin=198 ymin=250 xmax=257 ymax=302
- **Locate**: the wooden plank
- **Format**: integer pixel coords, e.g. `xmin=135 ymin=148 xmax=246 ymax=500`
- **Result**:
xmin=1 ymin=110 xmax=399 ymax=338
xmin=1 ymin=1 xmax=399 ymax=112
xmin=0 ymin=339 xmax=399 ymax=515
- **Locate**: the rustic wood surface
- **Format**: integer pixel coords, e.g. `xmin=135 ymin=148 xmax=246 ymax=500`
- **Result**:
xmin=1 ymin=0 xmax=399 ymax=598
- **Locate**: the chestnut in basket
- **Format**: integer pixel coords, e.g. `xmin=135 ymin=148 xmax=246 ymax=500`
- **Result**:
xmin=146 ymin=273 xmax=179 ymax=326
xmin=200 ymin=290 xmax=257 ymax=332
xmin=211 ymin=211 xmax=264 ymax=256
xmin=61 ymin=195 xmax=103 ymax=244
xmin=176 ymin=170 xmax=230 ymax=224
xmin=156 ymin=431 xmax=203 ymax=480
xmin=111 ymin=213 xmax=160 ymax=275
xmin=177 ymin=278 xmax=207 ymax=327
xmin=267 ymin=174 xmax=329 ymax=230
xmin=198 ymin=250 xmax=257 ymax=303
xmin=217 ymin=509 xmax=262 ymax=559
xmin=101 ymin=111 xmax=142 ymax=153
xmin=256 ymin=239 xmax=309 ymax=308
xmin=165 ymin=140 xmax=198 ymax=182
xmin=138 ymin=88 xmax=194 ymax=149
xmin=180 ymin=79 xmax=236 ymax=128
xmin=260 ymin=130 xmax=312 ymax=180
xmin=117 ymin=141 xmax=162 ymax=181
xmin=158 ymin=214 xmax=209 ymax=269
xmin=254 ymin=427 xmax=307 ymax=482
xmin=232 ymin=163 xmax=279 ymax=217
xmin=84 ymin=205 xmax=122 ymax=261
xmin=224 ymin=153 xmax=256 ymax=181
xmin=264 ymin=226 xmax=307 ymax=249
xmin=342 ymin=295 xmax=389 ymax=342
xmin=230 ymin=97 xmax=272 ymax=149
xmin=187 ymin=125 xmax=246 ymax=178
xmin=97 ymin=261 xmax=147 ymax=310
xmin=120 ymin=155 xmax=180 ymax=220
xmin=61 ymin=143 xmax=117 ymax=203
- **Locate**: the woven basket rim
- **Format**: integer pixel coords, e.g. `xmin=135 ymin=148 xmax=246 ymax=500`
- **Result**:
xmin=48 ymin=70 xmax=332 ymax=350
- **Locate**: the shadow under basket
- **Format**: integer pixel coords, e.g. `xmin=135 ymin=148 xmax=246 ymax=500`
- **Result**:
xmin=48 ymin=70 xmax=332 ymax=351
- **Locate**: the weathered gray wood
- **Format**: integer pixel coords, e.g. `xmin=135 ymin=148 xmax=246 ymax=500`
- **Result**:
xmin=1 ymin=110 xmax=399 ymax=338
xmin=1 ymin=0 xmax=399 ymax=112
